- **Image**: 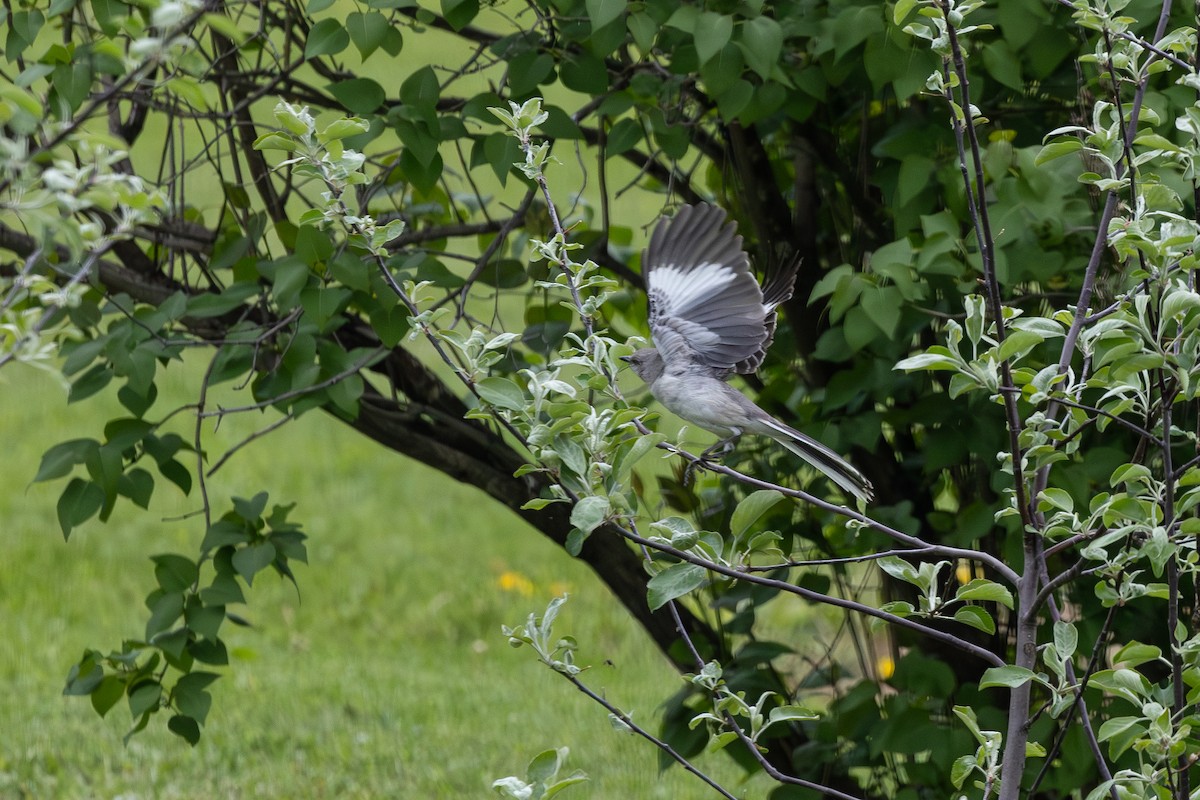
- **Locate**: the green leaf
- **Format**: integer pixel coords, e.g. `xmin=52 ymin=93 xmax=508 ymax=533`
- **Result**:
xmin=1109 ymin=641 xmax=1161 ymax=668
xmin=189 ymin=638 xmax=229 ymax=666
xmin=174 ymin=672 xmax=217 ymax=723
xmin=1053 ymin=621 xmax=1078 ymax=659
xmin=6 ymin=9 xmax=45 ymax=61
xmin=201 ymin=571 xmax=246 ymax=606
xmin=398 ymin=149 xmax=443 ymax=195
xmin=740 ymin=16 xmax=782 ymax=80
xmin=893 ymin=0 xmax=918 ymax=24
xmin=69 ymin=364 xmax=113 ymax=403
xmin=877 ymin=555 xmax=920 ymax=586
xmin=146 ymin=591 xmax=185 ymax=638
xmin=64 ymin=657 xmax=104 ymax=696
xmin=207 ymin=344 xmax=254 ymax=386
xmin=627 ymin=11 xmax=656 ymax=53
xmin=717 ymin=79 xmax=753 ymax=120
xmin=543 ymin=774 xmax=588 ymax=798
xmin=233 ymin=492 xmax=269 ymax=521
xmin=52 ymin=61 xmax=92 ymax=112
xmin=91 ymin=675 xmax=124 ymax=717
xmin=982 ymin=40 xmax=1023 ymax=91
xmin=507 ymin=51 xmax=555 ymax=96
xmin=605 ymin=118 xmax=642 ymax=157
xmin=152 ymin=554 xmax=199 ymax=593
xmin=952 ymin=705 xmax=984 ymax=740
xmin=1097 ymin=718 xmax=1144 ymax=760
xmin=693 ymin=12 xmax=733 ymax=64
xmin=168 ymin=714 xmax=201 ymax=745
xmin=564 ymin=527 xmax=587 ymax=557
xmin=186 ymin=282 xmax=260 ymax=318
xmin=527 ymin=747 xmax=565 ymax=784
xmin=232 ymin=541 xmax=277 ymax=585
xmin=475 ymin=376 xmax=525 ymax=411
xmin=979 ymin=665 xmax=1037 ymax=689
xmin=185 ymin=601 xmax=226 ymax=640
xmin=1038 ymin=487 xmax=1074 ymax=514
xmin=326 ymin=373 xmax=364 ymax=417
xmin=327 ymin=78 xmax=385 ymax=113
xmin=253 ymin=131 xmax=296 ymax=151
xmin=34 ymin=438 xmax=99 ymax=482
xmin=441 ymin=0 xmax=479 ymax=30
xmin=953 ymin=605 xmax=995 ymax=634
xmin=862 ymin=285 xmax=903 ymax=339
xmin=767 ymin=704 xmax=818 ymax=724
xmin=570 ymin=495 xmax=610 ymax=534
xmin=1089 ymin=669 xmax=1152 ymax=705
xmin=299 ymin=285 xmax=352 ymax=329
xmin=950 ymin=754 xmax=975 ymax=789
xmin=346 ymin=11 xmax=387 ymax=59
xmin=1035 ymin=138 xmax=1082 ymax=165
xmin=585 ymin=0 xmax=625 ymax=30
xmin=560 ymin=52 xmax=609 ymax=94
xmin=128 ymin=681 xmax=162 ymax=718
xmin=202 ymin=11 xmax=246 ymax=43
xmin=896 ymin=154 xmax=934 ymax=207
xmin=319 ymin=117 xmax=371 ymax=143
xmin=997 ymin=329 xmax=1043 ymax=362
xmin=521 ymin=497 xmax=564 ymax=511
xmin=368 ymin=303 xmax=410 ymax=348
xmin=57 ymin=478 xmax=105 ymax=539
xmin=305 ymin=18 xmax=349 ymax=58
xmin=647 ymin=562 xmax=707 ymax=610
xmin=104 ymin=418 xmax=154 ymax=451
xmin=955 ymin=579 xmax=1014 ymax=609
xmin=894 ymin=349 xmax=961 ymax=372
xmin=729 ymin=489 xmax=784 ymax=540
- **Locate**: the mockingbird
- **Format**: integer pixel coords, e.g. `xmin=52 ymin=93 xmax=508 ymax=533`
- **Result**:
xmin=621 ymin=203 xmax=874 ymax=503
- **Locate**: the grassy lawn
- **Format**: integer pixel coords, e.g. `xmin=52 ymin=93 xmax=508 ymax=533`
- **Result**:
xmin=0 ymin=364 xmax=772 ymax=798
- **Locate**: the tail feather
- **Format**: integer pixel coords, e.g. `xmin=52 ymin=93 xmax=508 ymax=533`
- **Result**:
xmin=757 ymin=418 xmax=874 ymax=503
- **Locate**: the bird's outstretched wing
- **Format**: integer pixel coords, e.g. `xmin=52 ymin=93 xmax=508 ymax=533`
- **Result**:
xmin=733 ymin=251 xmax=800 ymax=374
xmin=644 ymin=203 xmax=792 ymax=377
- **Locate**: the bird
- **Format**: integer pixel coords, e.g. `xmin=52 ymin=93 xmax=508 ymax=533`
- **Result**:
xmin=621 ymin=203 xmax=874 ymax=503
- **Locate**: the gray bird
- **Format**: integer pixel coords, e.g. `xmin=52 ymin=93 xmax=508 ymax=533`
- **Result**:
xmin=621 ymin=203 xmax=874 ymax=503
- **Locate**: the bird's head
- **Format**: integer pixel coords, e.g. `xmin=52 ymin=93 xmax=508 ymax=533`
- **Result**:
xmin=620 ymin=348 xmax=665 ymax=384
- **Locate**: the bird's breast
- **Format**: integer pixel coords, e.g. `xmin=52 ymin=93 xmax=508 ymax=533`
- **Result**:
xmin=649 ymin=372 xmax=739 ymax=437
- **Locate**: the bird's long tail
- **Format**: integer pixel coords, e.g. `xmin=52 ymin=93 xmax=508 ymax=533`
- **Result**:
xmin=758 ymin=418 xmax=874 ymax=503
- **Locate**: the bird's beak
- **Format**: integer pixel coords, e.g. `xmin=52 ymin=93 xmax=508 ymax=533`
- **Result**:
xmin=619 ymin=355 xmax=632 ymax=363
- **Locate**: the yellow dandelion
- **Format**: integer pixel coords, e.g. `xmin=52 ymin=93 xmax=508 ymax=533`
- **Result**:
xmin=877 ymin=655 xmax=896 ymax=681
xmin=497 ymin=570 xmax=534 ymax=596
xmin=956 ymin=560 xmax=981 ymax=585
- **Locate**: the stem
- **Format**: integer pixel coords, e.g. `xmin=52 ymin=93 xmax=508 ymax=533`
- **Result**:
xmin=940 ymin=6 xmax=1037 ymax=796
xmin=562 ymin=674 xmax=742 ymax=800
xmin=618 ymin=523 xmax=1006 ymax=667
xmin=651 ymin=437 xmax=1020 ymax=585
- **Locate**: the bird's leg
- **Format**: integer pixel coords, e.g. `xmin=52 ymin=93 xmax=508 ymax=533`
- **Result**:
xmin=700 ymin=436 xmax=739 ymax=462
xmin=684 ymin=433 xmax=741 ymax=485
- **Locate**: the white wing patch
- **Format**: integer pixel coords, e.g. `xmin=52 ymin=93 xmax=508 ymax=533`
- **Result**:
xmin=650 ymin=263 xmax=736 ymax=315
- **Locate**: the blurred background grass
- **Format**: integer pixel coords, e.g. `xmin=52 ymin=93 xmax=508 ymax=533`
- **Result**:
xmin=0 ymin=362 xmax=776 ymax=798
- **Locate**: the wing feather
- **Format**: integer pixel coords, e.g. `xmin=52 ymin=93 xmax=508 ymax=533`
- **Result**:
xmin=644 ymin=204 xmax=789 ymax=376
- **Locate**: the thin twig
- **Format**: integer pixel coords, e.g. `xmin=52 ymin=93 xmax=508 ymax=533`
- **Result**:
xmin=617 ymin=523 xmax=1006 ymax=667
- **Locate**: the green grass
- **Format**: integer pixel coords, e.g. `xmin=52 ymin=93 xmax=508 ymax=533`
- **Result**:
xmin=0 ymin=364 xmax=773 ymax=798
